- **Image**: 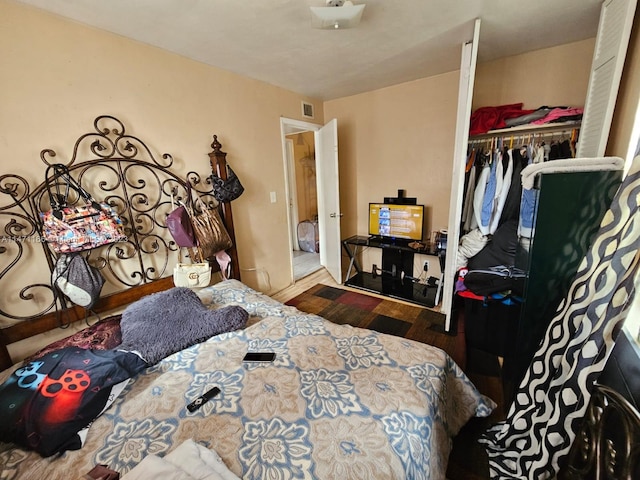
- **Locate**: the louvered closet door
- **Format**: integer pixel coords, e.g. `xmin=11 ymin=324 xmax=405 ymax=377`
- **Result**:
xmin=577 ymin=0 xmax=637 ymax=158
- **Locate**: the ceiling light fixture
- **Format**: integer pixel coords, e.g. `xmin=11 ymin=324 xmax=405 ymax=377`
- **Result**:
xmin=310 ymin=0 xmax=365 ymax=30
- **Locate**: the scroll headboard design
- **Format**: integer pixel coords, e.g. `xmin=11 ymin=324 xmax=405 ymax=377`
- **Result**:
xmin=0 ymin=115 xmax=239 ymax=369
xmin=561 ymin=383 xmax=640 ymax=479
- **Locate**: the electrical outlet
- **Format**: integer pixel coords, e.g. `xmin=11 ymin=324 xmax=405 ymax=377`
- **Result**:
xmin=423 ymin=261 xmax=429 ymax=272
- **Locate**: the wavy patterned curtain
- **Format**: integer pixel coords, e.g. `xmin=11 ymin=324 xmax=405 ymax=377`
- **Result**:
xmin=480 ymin=155 xmax=640 ymax=479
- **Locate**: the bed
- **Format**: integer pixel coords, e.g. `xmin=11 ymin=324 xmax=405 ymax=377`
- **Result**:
xmin=0 ymin=279 xmax=495 ymax=479
xmin=0 ymin=116 xmax=495 ymax=479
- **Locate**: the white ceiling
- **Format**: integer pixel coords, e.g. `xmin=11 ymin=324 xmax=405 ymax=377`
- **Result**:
xmin=14 ymin=0 xmax=604 ymax=100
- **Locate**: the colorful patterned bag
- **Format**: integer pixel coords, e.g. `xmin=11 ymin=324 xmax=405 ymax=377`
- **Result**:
xmin=39 ymin=164 xmax=125 ymax=253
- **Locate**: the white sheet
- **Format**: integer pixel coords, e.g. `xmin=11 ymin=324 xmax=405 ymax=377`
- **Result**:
xmin=122 ymin=440 xmax=239 ymax=480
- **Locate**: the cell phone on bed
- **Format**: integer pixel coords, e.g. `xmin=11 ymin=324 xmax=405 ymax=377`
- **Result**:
xmin=243 ymin=352 xmax=276 ymax=362
xmin=187 ymin=386 xmax=221 ymax=412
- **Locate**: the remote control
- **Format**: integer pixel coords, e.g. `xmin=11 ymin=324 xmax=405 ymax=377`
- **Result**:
xmin=187 ymin=386 xmax=221 ymax=412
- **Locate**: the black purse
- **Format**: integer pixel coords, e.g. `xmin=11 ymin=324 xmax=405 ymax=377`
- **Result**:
xmin=464 ymin=265 xmax=526 ymax=296
xmin=211 ymin=165 xmax=244 ymax=202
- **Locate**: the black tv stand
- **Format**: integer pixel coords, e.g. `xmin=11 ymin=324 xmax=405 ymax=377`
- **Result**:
xmin=367 ymin=236 xmax=411 ymax=248
xmin=342 ymin=235 xmax=441 ymax=308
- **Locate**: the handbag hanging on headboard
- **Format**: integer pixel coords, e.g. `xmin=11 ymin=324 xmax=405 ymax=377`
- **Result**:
xmin=211 ymin=164 xmax=244 ymax=202
xmin=173 ymin=248 xmax=211 ymax=288
xmin=166 ymin=184 xmax=198 ymax=248
xmin=39 ymin=164 xmax=125 ymax=253
xmin=52 ymin=253 xmax=105 ymax=309
xmin=187 ymin=195 xmax=233 ymax=262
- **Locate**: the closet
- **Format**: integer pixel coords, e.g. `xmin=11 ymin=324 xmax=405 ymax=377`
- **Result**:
xmin=462 ymin=122 xmax=582 ymax=239
xmin=442 ymin=0 xmax=637 ymax=401
xmin=459 ymin=121 xmax=623 ymax=400
xmin=443 ymin=0 xmax=637 ymax=334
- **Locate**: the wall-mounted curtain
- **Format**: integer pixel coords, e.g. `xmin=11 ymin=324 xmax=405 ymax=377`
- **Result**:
xmin=480 ymin=155 xmax=640 ymax=479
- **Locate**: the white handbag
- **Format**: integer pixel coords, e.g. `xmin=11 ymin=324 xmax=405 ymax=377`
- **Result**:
xmin=173 ymin=261 xmax=211 ymax=288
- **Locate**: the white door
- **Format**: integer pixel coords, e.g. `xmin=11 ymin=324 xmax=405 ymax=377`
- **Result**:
xmin=442 ymin=19 xmax=481 ymax=331
xmin=576 ymin=0 xmax=637 ymax=158
xmin=315 ymin=119 xmax=342 ymax=283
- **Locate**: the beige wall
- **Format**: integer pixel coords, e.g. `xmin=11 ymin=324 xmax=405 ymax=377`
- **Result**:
xmin=325 ymin=72 xmax=460 ymax=242
xmin=324 ymin=39 xmax=596 ymax=276
xmin=3 ymin=0 xmax=639 ymax=358
xmin=607 ymin=11 xmax=640 ymax=161
xmin=473 ymin=38 xmax=596 ymax=110
xmin=0 ymin=0 xmax=323 ymax=302
xmin=325 ymin=33 xmax=640 ymax=304
xmin=325 ymin=73 xmax=460 ymax=277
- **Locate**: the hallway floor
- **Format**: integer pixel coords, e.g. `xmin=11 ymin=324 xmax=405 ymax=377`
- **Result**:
xmin=293 ymin=250 xmax=321 ymax=280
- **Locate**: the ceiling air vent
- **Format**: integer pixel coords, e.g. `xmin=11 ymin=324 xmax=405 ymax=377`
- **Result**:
xmin=302 ymin=101 xmax=314 ymax=119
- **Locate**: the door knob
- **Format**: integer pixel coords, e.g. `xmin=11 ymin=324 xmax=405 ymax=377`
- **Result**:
xmin=330 ymin=213 xmax=344 ymax=218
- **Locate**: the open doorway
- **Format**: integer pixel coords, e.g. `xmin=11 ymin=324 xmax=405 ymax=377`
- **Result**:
xmin=285 ymin=130 xmax=322 ymax=281
xmin=281 ymin=117 xmax=342 ymax=284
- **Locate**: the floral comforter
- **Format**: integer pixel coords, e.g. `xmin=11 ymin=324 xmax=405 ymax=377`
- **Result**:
xmin=0 ymin=280 xmax=495 ymax=480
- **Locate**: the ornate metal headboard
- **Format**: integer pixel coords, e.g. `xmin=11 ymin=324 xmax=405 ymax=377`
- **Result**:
xmin=0 ymin=115 xmax=239 ymax=369
xmin=561 ymin=382 xmax=640 ymax=479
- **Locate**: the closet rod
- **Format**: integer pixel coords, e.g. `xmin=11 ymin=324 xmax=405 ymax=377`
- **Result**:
xmin=468 ymin=121 xmax=581 ymax=141
xmin=468 ymin=129 xmax=579 ymax=145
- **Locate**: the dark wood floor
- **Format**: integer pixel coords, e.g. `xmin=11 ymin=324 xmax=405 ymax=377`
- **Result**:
xmin=279 ymin=272 xmax=508 ymax=480
xmin=447 ymin=354 xmax=506 ymax=479
xmin=441 ymin=304 xmax=507 ymax=480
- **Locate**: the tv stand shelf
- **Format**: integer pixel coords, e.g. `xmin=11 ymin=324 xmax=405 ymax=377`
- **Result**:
xmin=342 ymin=235 xmax=440 ymax=308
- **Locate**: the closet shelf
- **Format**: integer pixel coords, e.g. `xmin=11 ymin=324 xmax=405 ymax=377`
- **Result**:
xmin=469 ymin=121 xmax=581 ymax=140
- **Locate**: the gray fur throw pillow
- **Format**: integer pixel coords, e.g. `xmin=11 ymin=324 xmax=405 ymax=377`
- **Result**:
xmin=119 ymin=287 xmax=248 ymax=365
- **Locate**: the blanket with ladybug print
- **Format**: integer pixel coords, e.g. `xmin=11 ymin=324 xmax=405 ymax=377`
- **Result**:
xmin=0 ymin=347 xmax=146 ymax=457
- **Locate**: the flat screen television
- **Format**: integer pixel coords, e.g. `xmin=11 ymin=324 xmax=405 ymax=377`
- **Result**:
xmin=368 ymin=203 xmax=424 ymax=241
